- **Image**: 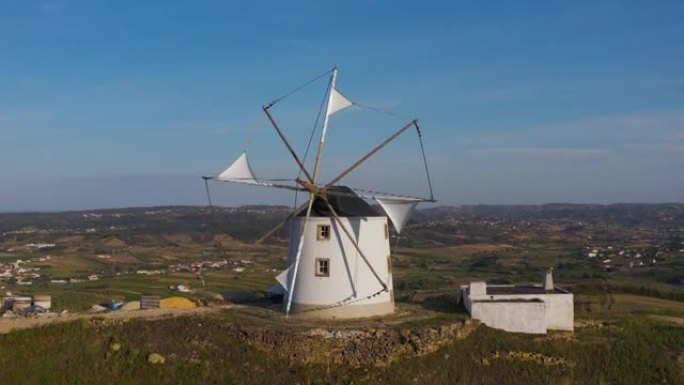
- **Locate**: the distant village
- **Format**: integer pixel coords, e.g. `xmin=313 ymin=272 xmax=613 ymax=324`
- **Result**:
xmin=0 ymin=242 xmax=256 ymax=287
xmin=584 ymin=242 xmax=684 ymax=271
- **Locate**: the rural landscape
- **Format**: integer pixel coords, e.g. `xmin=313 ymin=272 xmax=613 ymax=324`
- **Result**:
xmin=2 ymin=2 xmax=683 ymax=384
xmin=1 ymin=203 xmax=683 ymax=384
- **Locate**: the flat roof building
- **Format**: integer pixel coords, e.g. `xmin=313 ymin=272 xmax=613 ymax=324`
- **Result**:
xmin=461 ymin=269 xmax=574 ymax=334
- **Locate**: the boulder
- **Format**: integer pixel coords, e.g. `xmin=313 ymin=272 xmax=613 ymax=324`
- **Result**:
xmin=147 ymin=353 xmax=165 ymax=364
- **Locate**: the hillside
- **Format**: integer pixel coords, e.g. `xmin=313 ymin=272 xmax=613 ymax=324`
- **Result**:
xmin=0 ymin=204 xmax=683 ymax=384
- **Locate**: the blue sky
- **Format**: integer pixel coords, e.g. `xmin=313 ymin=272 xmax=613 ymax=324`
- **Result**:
xmin=1 ymin=0 xmax=683 ymax=211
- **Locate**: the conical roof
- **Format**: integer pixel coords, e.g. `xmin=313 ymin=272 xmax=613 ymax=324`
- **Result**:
xmin=298 ymin=186 xmax=382 ymax=217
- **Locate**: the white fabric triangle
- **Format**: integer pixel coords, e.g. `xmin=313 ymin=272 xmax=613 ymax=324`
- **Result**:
xmin=375 ymin=196 xmax=420 ymax=234
xmin=275 ymin=266 xmax=291 ymax=291
xmin=327 ymin=87 xmax=353 ymax=116
xmin=217 ymin=152 xmax=258 ymax=184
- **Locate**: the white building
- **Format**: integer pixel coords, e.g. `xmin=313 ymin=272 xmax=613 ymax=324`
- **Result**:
xmin=277 ymin=187 xmax=394 ymax=319
xmin=461 ymin=269 xmax=573 ymax=334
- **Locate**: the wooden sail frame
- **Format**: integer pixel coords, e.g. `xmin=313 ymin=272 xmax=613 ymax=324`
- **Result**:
xmin=203 ymin=66 xmax=435 ymax=315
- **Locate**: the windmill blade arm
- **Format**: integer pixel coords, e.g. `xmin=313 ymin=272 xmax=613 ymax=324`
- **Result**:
xmin=323 ymin=199 xmax=388 ymax=292
xmin=208 ymin=177 xmax=305 ymax=192
xmin=285 ymin=194 xmax=317 ymax=315
xmin=325 ymin=119 xmax=417 ymax=188
xmin=263 ymin=106 xmax=315 ymax=183
xmin=255 ymin=201 xmax=310 ymax=245
xmin=345 ymin=188 xmax=436 ymax=203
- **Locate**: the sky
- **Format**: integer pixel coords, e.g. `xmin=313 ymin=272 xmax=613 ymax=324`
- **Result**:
xmin=1 ymin=0 xmax=683 ymax=211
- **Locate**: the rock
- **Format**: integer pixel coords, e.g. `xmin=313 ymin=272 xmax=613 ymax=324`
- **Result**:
xmin=1 ymin=311 xmax=16 ymax=318
xmin=147 ymin=353 xmax=166 ymax=364
xmin=109 ymin=342 xmax=121 ymax=352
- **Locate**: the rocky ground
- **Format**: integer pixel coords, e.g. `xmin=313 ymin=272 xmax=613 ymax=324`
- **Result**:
xmin=233 ymin=319 xmax=479 ymax=367
xmin=0 ymin=304 xmax=235 ymax=334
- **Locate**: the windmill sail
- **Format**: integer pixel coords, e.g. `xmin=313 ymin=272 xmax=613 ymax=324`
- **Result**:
xmin=275 ymin=266 xmax=291 ymax=291
xmin=207 ymin=152 xmax=305 ymax=192
xmin=202 ymin=66 xmax=436 ymax=318
xmin=375 ymin=196 xmax=420 ymax=234
xmin=215 ymin=152 xmax=259 ymax=184
xmin=327 ymin=87 xmax=353 ymax=116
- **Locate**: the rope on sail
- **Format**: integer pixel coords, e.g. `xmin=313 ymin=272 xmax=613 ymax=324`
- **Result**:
xmin=211 ymin=176 xmax=433 ymax=202
xmin=348 ymin=101 xmax=436 ymax=202
xmin=292 ymin=73 xmax=332 ymax=210
xmin=280 ymin=76 xmax=333 ymax=244
xmin=203 ymin=177 xmax=213 ymax=207
xmin=414 ymin=121 xmax=435 ymax=201
xmin=265 ymin=68 xmax=334 ymax=109
xmin=202 ymin=178 xmax=230 ymax=259
xmin=352 ymin=101 xmax=411 ymax=121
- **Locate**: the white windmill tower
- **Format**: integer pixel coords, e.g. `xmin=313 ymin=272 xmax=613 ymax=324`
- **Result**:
xmin=204 ymin=66 xmax=435 ymax=318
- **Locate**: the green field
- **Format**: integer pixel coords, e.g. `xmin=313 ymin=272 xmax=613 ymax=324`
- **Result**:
xmin=0 ymin=304 xmax=682 ymax=385
xmin=1 ymin=205 xmax=684 ymax=383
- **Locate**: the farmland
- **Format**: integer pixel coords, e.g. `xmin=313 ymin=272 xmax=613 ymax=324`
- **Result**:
xmin=0 ymin=204 xmax=683 ymax=384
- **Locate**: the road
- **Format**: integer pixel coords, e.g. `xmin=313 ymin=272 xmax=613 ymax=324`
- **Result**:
xmin=0 ymin=305 xmax=241 ymax=334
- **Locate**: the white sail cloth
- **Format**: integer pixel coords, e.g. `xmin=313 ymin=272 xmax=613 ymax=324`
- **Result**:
xmin=275 ymin=266 xmax=291 ymax=291
xmin=375 ymin=196 xmax=420 ymax=234
xmin=216 ymin=152 xmax=259 ymax=184
xmin=327 ymin=87 xmax=353 ymax=116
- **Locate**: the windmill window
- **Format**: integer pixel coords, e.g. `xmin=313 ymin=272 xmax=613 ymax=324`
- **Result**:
xmin=384 ymin=223 xmax=389 ymax=239
xmin=317 ymin=224 xmax=331 ymax=241
xmin=315 ymin=258 xmax=330 ymax=277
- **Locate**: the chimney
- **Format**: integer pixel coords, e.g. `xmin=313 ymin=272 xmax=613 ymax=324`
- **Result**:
xmin=544 ymin=268 xmax=554 ymax=291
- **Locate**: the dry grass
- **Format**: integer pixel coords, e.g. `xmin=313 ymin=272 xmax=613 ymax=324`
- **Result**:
xmin=611 ymin=294 xmax=684 ymax=314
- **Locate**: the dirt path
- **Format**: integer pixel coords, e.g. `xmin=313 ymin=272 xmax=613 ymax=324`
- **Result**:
xmin=0 ymin=305 xmax=242 ymax=334
xmin=648 ymin=315 xmax=684 ymax=326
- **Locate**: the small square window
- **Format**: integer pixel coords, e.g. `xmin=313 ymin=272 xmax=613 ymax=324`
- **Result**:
xmin=317 ymin=224 xmax=331 ymax=241
xmin=315 ymin=258 xmax=330 ymax=277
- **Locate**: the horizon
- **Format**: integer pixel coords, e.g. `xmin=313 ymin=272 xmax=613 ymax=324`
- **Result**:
xmin=2 ymin=1 xmax=683 ymax=211
xmin=2 ymin=198 xmax=683 ymax=215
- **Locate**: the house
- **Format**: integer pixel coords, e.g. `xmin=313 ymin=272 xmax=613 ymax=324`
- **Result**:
xmin=461 ymin=269 xmax=574 ymax=334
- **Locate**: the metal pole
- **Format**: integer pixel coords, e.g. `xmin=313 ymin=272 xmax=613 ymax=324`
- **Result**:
xmin=310 ymin=67 xmax=338 ymax=185
xmin=284 ymin=68 xmax=337 ymax=315
xmin=262 ymin=106 xmax=315 ymax=183
xmin=284 ymin=193 xmax=316 ymax=315
xmin=414 ymin=121 xmax=435 ymax=201
xmin=325 ymin=119 xmax=416 ymax=188
xmin=254 ymin=201 xmax=309 ymax=245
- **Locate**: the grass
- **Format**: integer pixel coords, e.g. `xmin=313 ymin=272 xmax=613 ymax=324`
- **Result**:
xmin=2 ymin=209 xmax=684 ymax=383
xmin=4 ymin=268 xmax=275 ymax=311
xmin=0 ymin=310 xmax=681 ymax=385
xmin=610 ymin=294 xmax=684 ymax=314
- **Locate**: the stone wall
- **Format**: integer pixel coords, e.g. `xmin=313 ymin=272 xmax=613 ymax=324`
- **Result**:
xmin=232 ymin=319 xmax=479 ymax=367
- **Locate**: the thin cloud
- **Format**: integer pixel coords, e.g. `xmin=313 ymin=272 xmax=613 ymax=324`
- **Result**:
xmin=540 ymin=110 xmax=684 ymax=136
xmin=469 ymin=147 xmax=611 ymax=159
xmin=453 ymin=109 xmax=684 ymax=149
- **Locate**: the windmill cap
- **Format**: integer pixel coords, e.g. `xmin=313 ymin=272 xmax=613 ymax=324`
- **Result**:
xmin=298 ymin=186 xmax=383 ymax=218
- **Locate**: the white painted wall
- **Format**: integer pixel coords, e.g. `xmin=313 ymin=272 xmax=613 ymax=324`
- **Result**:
xmin=471 ymin=301 xmax=547 ymax=334
xmin=285 ymin=216 xmax=393 ymax=313
xmin=463 ymin=283 xmax=575 ymax=332
xmin=541 ymin=294 xmax=574 ymax=331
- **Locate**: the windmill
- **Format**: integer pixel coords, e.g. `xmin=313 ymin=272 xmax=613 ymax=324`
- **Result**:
xmin=203 ymin=66 xmax=435 ymax=318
